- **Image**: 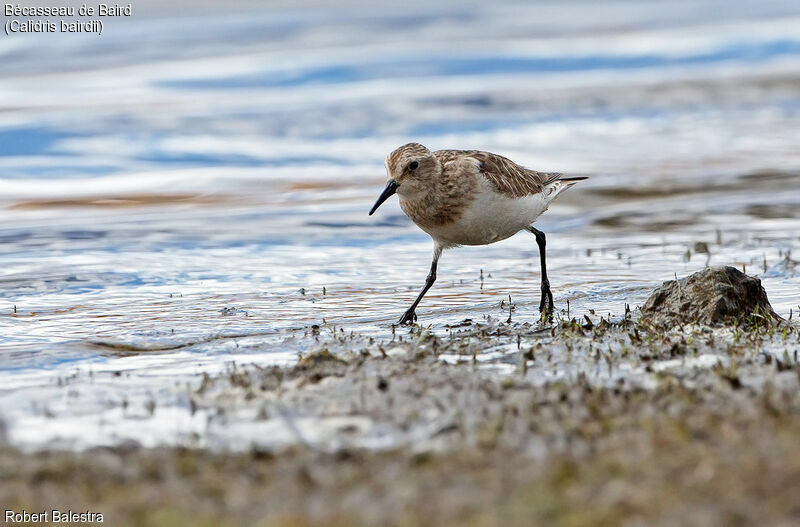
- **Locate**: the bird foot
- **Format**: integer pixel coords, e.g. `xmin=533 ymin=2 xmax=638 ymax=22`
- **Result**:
xmin=399 ymin=309 xmax=418 ymax=325
xmin=538 ymin=288 xmax=554 ymax=316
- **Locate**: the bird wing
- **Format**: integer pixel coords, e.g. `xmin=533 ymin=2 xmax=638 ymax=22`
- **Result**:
xmin=436 ymin=150 xmax=562 ymax=198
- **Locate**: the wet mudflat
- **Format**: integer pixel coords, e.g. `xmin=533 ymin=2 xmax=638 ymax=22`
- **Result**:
xmin=2 ymin=1 xmax=800 ymax=524
xmin=2 ymin=309 xmax=800 ymax=526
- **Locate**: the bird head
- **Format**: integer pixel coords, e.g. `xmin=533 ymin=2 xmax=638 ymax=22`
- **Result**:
xmin=369 ymin=143 xmax=437 ymax=215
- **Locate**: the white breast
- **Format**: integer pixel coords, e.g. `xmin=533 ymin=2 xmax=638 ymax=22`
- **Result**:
xmin=426 ymin=176 xmax=550 ymax=247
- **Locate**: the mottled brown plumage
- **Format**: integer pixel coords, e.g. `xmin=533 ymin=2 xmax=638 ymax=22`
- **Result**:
xmin=437 ymin=149 xmax=562 ymax=199
xmin=397 ymin=152 xmax=477 ymax=230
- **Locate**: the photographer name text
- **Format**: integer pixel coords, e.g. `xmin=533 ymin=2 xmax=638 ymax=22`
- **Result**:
xmin=5 ymin=509 xmax=103 ymax=523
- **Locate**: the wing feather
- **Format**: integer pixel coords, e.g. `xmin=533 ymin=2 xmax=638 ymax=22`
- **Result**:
xmin=436 ymin=149 xmax=563 ymax=198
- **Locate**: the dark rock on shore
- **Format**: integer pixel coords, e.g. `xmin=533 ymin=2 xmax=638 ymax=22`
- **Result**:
xmin=641 ymin=266 xmax=780 ymax=328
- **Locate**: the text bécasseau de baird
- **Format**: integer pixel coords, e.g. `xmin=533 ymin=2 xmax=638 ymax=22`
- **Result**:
xmin=4 ymin=4 xmax=132 ymax=16
xmin=3 ymin=3 xmax=132 ymax=35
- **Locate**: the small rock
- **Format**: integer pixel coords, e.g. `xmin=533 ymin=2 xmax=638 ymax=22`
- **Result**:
xmin=385 ymin=346 xmax=411 ymax=359
xmin=641 ymin=266 xmax=780 ymax=328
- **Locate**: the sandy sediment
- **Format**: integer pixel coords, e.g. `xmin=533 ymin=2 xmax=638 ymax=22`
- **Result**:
xmin=2 ymin=299 xmax=800 ymax=526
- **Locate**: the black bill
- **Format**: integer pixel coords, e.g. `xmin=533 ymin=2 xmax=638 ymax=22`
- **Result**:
xmin=368 ymin=180 xmax=398 ymax=215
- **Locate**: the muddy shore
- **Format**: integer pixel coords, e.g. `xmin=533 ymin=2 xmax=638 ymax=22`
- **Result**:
xmin=3 ymin=299 xmax=800 ymax=527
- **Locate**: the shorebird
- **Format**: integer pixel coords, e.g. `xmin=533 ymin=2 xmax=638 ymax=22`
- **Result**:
xmin=369 ymin=142 xmax=587 ymax=325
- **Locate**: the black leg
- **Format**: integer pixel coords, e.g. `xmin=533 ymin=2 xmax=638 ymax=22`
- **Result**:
xmin=399 ymin=246 xmax=441 ymax=324
xmin=528 ymin=227 xmax=554 ymax=314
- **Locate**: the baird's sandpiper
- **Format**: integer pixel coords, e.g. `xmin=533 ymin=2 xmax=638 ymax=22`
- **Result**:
xmin=370 ymin=142 xmax=587 ymax=325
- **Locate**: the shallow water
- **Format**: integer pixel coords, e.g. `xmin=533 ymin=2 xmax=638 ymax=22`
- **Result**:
xmin=1 ymin=0 xmax=800 ymax=449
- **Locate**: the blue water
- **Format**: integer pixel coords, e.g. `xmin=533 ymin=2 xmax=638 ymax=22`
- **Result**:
xmin=162 ymin=39 xmax=800 ymax=90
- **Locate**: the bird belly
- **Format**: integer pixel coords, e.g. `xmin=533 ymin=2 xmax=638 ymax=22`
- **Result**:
xmin=426 ymin=186 xmax=550 ymax=247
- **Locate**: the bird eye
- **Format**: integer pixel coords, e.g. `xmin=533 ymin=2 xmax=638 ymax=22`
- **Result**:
xmin=408 ymin=161 xmax=419 ymax=171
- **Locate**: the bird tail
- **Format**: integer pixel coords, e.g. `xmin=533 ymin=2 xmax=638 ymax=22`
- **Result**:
xmin=558 ymin=176 xmax=589 ymax=182
xmin=542 ymin=173 xmax=589 ymax=185
xmin=541 ymin=174 xmax=588 ymax=202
